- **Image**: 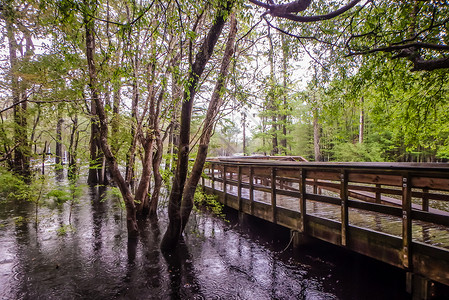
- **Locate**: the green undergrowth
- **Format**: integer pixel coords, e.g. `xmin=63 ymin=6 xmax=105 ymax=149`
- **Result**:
xmin=193 ymin=188 xmax=227 ymax=221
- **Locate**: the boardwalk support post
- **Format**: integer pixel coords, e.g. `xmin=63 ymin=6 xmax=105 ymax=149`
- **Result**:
xmin=406 ymin=272 xmax=432 ymax=300
xmin=291 ymin=230 xmax=311 ymax=248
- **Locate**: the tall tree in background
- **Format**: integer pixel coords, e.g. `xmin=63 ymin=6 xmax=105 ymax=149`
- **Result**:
xmin=1 ymin=1 xmax=37 ymax=177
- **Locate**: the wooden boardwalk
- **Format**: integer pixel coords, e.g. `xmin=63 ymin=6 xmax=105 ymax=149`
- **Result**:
xmin=201 ymin=157 xmax=449 ymax=297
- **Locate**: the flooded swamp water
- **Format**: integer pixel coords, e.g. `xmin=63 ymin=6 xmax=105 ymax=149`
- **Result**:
xmin=0 ymin=173 xmax=438 ymax=299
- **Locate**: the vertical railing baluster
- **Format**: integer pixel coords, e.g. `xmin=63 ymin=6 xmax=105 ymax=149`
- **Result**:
xmin=402 ymin=174 xmax=412 ymax=269
xmin=422 ymin=188 xmax=429 ymax=212
xmin=340 ymin=170 xmax=349 ymax=247
xmin=375 ymin=184 xmax=381 ymax=203
xmin=271 ymin=167 xmax=277 ymax=224
xmin=299 ymin=168 xmax=306 ymax=233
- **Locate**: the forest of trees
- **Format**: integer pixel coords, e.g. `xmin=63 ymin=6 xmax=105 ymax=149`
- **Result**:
xmin=1 ymin=0 xmax=448 ymax=247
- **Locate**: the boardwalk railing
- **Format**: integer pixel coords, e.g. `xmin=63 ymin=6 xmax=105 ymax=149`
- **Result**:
xmin=201 ymin=158 xmax=449 ymax=288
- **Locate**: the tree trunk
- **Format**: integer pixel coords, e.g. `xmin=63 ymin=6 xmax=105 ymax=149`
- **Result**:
xmin=268 ymin=26 xmax=278 ymax=156
xmin=313 ymin=106 xmax=322 ymax=162
xmin=83 ymin=2 xmax=137 ymax=235
xmin=149 ymin=130 xmax=164 ymax=218
xmin=4 ymin=8 xmax=30 ymax=177
xmin=242 ymin=112 xmax=247 ymax=155
xmin=125 ymin=65 xmax=139 ymax=191
xmin=161 ymin=1 xmax=236 ymax=251
xmin=55 ymin=112 xmax=63 ymax=165
xmin=68 ymin=114 xmax=79 ymax=179
xmin=280 ymin=33 xmax=289 ymax=154
xmin=87 ymin=95 xmax=100 ymax=185
xmin=359 ymin=97 xmax=364 ymax=144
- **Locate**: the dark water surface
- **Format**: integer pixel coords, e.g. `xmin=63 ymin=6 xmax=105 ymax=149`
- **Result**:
xmin=0 ymin=175 xmax=412 ymax=299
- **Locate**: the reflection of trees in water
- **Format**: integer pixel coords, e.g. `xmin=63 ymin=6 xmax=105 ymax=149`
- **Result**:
xmin=91 ymin=186 xmax=106 ymax=253
xmin=162 ymin=239 xmax=204 ymax=299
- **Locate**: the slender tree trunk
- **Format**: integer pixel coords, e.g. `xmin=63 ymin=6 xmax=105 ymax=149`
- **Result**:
xmin=359 ymin=97 xmax=364 ymax=144
xmin=165 ymin=120 xmax=174 ymax=171
xmin=4 ymin=9 xmax=30 ymax=176
xmin=83 ymin=1 xmax=137 ymax=235
xmin=68 ymin=114 xmax=79 ymax=179
xmin=313 ymin=106 xmax=322 ymax=162
xmin=267 ymin=26 xmax=278 ymax=156
xmin=149 ymin=129 xmax=164 ymax=218
xmin=125 ymin=65 xmax=139 ymax=190
xmin=87 ymin=94 xmax=100 ymax=185
xmin=161 ymin=1 xmax=236 ymax=251
xmin=111 ymin=82 xmax=121 ymax=155
xmin=242 ymin=112 xmax=247 ymax=155
xmin=55 ymin=110 xmax=63 ymax=165
xmin=280 ymin=33 xmax=289 ymax=154
xmin=165 ymin=53 xmax=182 ymax=172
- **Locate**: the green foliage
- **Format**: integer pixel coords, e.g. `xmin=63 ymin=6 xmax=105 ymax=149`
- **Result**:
xmin=0 ymin=168 xmax=29 ymax=202
xmin=331 ymin=142 xmax=385 ymax=162
xmin=56 ymin=224 xmax=76 ymax=236
xmin=14 ymin=216 xmax=25 ymax=226
xmin=105 ymin=186 xmax=125 ymax=209
xmin=45 ymin=189 xmax=71 ymax=205
xmin=194 ymin=188 xmax=226 ymax=220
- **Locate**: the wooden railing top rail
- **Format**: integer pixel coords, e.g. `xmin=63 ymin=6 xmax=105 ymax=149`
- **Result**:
xmin=207 ymin=158 xmax=449 ymax=172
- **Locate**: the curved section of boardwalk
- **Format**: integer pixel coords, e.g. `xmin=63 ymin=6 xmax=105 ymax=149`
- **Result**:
xmin=201 ymin=157 xmax=449 ymax=291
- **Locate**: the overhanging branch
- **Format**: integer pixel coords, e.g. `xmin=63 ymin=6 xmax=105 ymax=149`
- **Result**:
xmin=249 ymin=0 xmax=362 ymax=23
xmin=348 ymin=43 xmax=449 ymax=71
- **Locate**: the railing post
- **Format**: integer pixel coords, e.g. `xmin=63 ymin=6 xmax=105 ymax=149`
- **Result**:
xmin=211 ymin=163 xmax=215 ymax=191
xmin=299 ymin=168 xmax=306 ymax=233
xmin=422 ymin=188 xmax=429 ymax=211
xmin=402 ymin=174 xmax=412 ymax=269
xmin=238 ymin=166 xmax=242 ymax=211
xmin=340 ymin=170 xmax=349 ymax=247
xmin=201 ymin=167 xmax=205 ymax=191
xmin=375 ymin=184 xmax=381 ymax=203
xmin=250 ymin=166 xmax=254 ymax=215
xmin=223 ymin=165 xmax=227 ymax=206
xmin=271 ymin=167 xmax=277 ymax=224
